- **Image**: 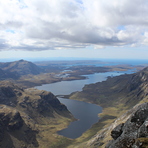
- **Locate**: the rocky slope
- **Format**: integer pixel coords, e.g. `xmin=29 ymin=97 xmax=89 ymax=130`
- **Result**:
xmin=107 ymin=102 xmax=148 ymax=148
xmin=0 ymin=81 xmax=73 ymax=148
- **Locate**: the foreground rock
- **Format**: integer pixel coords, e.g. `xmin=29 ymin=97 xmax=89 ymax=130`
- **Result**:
xmin=106 ymin=103 xmax=148 ymax=148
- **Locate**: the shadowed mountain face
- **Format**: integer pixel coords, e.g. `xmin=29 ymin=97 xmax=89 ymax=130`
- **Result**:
xmin=0 ymin=81 xmax=73 ymax=148
xmin=0 ymin=60 xmax=43 ymax=77
xmin=0 ymin=68 xmax=8 ymax=78
xmin=0 ymin=68 xmax=18 ymax=79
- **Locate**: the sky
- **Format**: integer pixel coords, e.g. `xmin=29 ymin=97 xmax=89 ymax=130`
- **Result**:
xmin=0 ymin=0 xmax=148 ymax=60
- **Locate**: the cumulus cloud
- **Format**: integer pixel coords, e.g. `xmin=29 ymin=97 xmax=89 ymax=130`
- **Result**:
xmin=0 ymin=0 xmax=148 ymax=51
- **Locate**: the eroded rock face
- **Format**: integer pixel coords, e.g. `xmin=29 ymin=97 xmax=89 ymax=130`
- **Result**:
xmin=107 ymin=103 xmax=148 ymax=148
xmin=0 ymin=81 xmax=23 ymax=106
xmin=0 ymin=105 xmax=39 ymax=148
xmin=0 ymin=105 xmax=23 ymax=130
xmin=0 ymin=105 xmax=24 ymax=143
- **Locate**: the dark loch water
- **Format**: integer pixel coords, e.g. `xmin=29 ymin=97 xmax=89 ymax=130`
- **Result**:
xmin=36 ymin=70 xmax=134 ymax=139
xmin=57 ymin=98 xmax=102 ymax=139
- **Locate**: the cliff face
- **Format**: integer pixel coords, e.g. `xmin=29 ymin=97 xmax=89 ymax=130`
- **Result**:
xmin=0 ymin=81 xmax=73 ymax=148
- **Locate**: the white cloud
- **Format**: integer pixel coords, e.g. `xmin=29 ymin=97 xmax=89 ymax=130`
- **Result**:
xmin=0 ymin=0 xmax=148 ymax=51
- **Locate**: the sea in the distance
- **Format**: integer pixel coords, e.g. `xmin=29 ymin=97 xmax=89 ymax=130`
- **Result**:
xmin=35 ymin=68 xmax=135 ymax=139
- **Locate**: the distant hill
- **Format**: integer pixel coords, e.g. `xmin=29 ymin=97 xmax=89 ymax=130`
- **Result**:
xmin=0 ymin=59 xmax=43 ymax=76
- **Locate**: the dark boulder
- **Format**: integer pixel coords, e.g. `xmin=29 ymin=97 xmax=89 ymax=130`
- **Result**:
xmin=111 ymin=123 xmax=124 ymax=140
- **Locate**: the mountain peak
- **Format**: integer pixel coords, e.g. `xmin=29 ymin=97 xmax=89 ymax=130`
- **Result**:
xmin=18 ymin=59 xmax=25 ymax=62
xmin=0 ymin=60 xmax=43 ymax=76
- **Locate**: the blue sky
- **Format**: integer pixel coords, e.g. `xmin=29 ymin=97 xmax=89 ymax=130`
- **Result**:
xmin=0 ymin=0 xmax=148 ymax=60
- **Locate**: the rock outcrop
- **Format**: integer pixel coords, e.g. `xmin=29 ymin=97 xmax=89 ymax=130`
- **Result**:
xmin=107 ymin=103 xmax=148 ymax=148
xmin=111 ymin=123 xmax=124 ymax=140
xmin=0 ymin=105 xmax=23 ymax=130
